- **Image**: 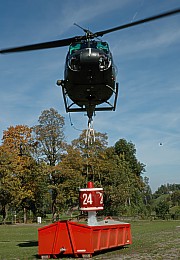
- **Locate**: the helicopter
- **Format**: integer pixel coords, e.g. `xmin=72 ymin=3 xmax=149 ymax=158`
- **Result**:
xmin=0 ymin=8 xmax=179 ymax=126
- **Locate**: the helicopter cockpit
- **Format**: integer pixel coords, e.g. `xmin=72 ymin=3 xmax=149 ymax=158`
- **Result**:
xmin=69 ymin=41 xmax=109 ymax=54
xmin=67 ymin=41 xmax=111 ymax=72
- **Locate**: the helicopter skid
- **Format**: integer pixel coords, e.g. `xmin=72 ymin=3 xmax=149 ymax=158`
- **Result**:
xmin=61 ymin=82 xmax=118 ymax=118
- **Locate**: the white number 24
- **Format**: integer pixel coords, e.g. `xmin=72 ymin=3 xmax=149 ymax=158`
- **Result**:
xmin=82 ymin=193 xmax=93 ymax=205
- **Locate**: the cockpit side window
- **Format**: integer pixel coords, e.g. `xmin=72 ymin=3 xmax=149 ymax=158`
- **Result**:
xmin=96 ymin=42 xmax=109 ymax=53
xmin=69 ymin=43 xmax=81 ymax=54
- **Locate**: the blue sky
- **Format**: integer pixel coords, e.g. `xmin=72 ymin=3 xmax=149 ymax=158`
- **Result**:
xmin=0 ymin=0 xmax=180 ymax=192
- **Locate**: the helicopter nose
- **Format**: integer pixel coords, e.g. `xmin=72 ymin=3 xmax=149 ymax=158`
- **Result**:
xmin=80 ymin=48 xmax=99 ymax=63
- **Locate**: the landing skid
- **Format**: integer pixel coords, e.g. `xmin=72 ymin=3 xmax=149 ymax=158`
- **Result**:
xmin=60 ymin=83 xmax=119 ymax=115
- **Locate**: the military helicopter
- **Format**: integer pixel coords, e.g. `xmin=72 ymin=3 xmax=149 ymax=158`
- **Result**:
xmin=0 ymin=8 xmax=179 ymax=126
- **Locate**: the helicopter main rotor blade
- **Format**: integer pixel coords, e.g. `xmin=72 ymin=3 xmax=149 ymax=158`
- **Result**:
xmin=0 ymin=36 xmax=84 ymax=54
xmin=94 ymin=8 xmax=180 ymax=37
xmin=0 ymin=8 xmax=179 ymax=54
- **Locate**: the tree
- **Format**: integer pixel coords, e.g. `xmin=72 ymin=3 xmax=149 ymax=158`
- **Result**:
xmin=153 ymin=184 xmax=180 ymax=199
xmin=0 ymin=125 xmax=49 ymax=223
xmin=33 ymin=108 xmax=65 ymax=166
xmin=49 ymin=145 xmax=85 ymax=216
xmin=0 ymin=125 xmax=35 ymax=223
xmin=102 ymin=156 xmax=134 ymax=215
xmin=171 ymin=190 xmax=180 ymax=207
xmin=143 ymin=177 xmax=152 ymax=205
xmin=0 ymin=145 xmax=19 ymax=223
xmin=17 ymin=158 xmax=49 ymax=222
xmin=114 ymin=138 xmax=145 ymax=176
xmin=153 ymin=184 xmax=170 ymax=199
xmin=0 ymin=119 xmax=151 ymax=221
xmin=70 ymin=135 xmax=148 ymax=216
xmin=71 ymin=130 xmax=108 ymax=184
xmin=109 ymin=139 xmax=147 ymax=215
xmin=33 ymin=108 xmax=66 ymax=218
xmin=155 ymin=200 xmax=169 ymax=219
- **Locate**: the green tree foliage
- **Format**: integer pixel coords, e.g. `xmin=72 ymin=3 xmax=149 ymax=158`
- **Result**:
xmin=153 ymin=183 xmax=180 ymax=198
xmin=171 ymin=190 xmax=180 ymax=206
xmin=152 ymin=184 xmax=180 ymax=219
xmin=102 ymin=156 xmax=135 ymax=215
xmin=155 ymin=200 xmax=169 ymax=219
xmin=104 ymin=139 xmax=147 ymax=216
xmin=143 ymin=177 xmax=152 ymax=204
xmin=114 ymin=138 xmax=145 ymax=177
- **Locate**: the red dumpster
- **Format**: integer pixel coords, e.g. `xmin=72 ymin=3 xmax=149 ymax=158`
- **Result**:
xmin=38 ymin=219 xmax=132 ymax=258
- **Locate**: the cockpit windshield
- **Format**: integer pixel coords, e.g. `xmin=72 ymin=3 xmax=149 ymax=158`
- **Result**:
xmin=69 ymin=41 xmax=109 ymax=54
xmin=96 ymin=42 xmax=109 ymax=52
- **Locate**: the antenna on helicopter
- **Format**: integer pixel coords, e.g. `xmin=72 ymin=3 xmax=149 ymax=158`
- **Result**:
xmin=73 ymin=23 xmax=94 ymax=38
xmin=74 ymin=23 xmax=101 ymax=40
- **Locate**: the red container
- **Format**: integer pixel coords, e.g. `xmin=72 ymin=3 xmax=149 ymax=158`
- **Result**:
xmin=38 ymin=220 xmax=132 ymax=258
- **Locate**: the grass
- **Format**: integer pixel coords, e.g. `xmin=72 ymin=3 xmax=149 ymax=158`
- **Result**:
xmin=0 ymin=224 xmax=39 ymax=260
xmin=95 ymin=220 xmax=180 ymax=259
xmin=0 ymin=220 xmax=179 ymax=259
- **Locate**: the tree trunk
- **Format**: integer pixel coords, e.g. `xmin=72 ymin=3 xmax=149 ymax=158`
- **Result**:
xmin=128 ymin=197 xmax=131 ymax=206
xmin=2 ymin=204 xmax=7 ymax=224
xmin=24 ymin=207 xmax=27 ymax=224
xmin=52 ymin=189 xmax=57 ymax=222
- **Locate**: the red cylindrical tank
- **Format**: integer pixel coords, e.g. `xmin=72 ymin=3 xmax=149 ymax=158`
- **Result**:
xmin=79 ymin=182 xmax=103 ymax=211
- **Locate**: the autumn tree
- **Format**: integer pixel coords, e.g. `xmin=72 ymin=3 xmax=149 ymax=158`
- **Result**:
xmin=2 ymin=125 xmax=33 ymax=153
xmin=71 ymin=130 xmax=108 ymax=184
xmin=33 ymin=108 xmax=65 ymax=166
xmin=0 ymin=125 xmax=49 ymax=223
xmin=49 ymin=145 xmax=85 ymax=216
xmin=0 ymin=145 xmax=19 ymax=223
xmin=0 ymin=118 xmax=151 ymax=221
xmin=0 ymin=125 xmax=32 ymax=222
xmin=47 ymin=130 xmax=108 ymax=216
xmin=33 ymin=108 xmax=66 ymax=218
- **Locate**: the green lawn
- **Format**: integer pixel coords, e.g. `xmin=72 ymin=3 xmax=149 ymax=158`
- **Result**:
xmin=0 ymin=220 xmax=179 ymax=259
xmin=95 ymin=220 xmax=180 ymax=259
xmin=0 ymin=224 xmax=39 ymax=260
